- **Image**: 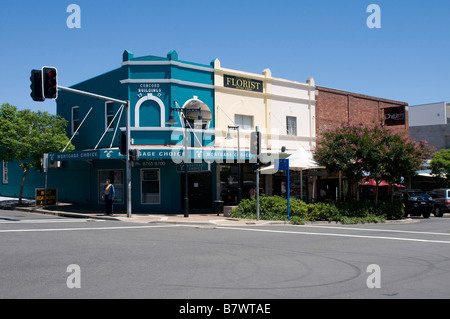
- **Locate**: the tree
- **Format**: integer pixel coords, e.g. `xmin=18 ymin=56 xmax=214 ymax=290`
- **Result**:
xmin=315 ymin=121 xmax=431 ymax=204
xmin=0 ymin=104 xmax=74 ymax=203
xmin=430 ymin=149 xmax=450 ymax=186
xmin=363 ymin=123 xmax=431 ymax=203
xmin=315 ymin=122 xmax=367 ymax=200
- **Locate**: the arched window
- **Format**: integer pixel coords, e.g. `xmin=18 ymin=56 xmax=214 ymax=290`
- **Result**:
xmin=134 ymin=93 xmax=165 ymax=128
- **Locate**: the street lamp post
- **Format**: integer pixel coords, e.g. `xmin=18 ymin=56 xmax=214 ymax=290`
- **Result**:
xmin=166 ymin=102 xmax=204 ymax=218
xmin=226 ymin=125 xmax=242 ymax=203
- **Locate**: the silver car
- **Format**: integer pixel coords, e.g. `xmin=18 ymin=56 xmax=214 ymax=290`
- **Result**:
xmin=428 ymin=189 xmax=450 ymax=217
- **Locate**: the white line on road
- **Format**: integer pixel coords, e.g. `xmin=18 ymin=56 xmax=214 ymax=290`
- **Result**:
xmin=211 ymin=226 xmax=450 ymax=244
xmin=2 ymin=222 xmax=450 ymax=244
xmin=0 ymin=219 xmax=102 ymax=224
xmin=296 ymin=224 xmax=450 ymax=237
xmin=0 ymin=225 xmax=180 ymax=233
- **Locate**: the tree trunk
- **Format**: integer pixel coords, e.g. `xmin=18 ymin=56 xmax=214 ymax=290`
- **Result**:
xmin=19 ymin=168 xmax=28 ymax=205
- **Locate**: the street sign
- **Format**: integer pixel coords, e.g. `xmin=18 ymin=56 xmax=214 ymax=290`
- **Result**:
xmin=35 ymin=188 xmax=57 ymax=207
xmin=275 ymin=159 xmax=289 ymax=171
xmin=176 ymin=163 xmax=210 ymax=173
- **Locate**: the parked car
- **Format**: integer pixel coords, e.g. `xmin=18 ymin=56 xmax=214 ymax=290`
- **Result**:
xmin=400 ymin=189 xmax=434 ymax=218
xmin=427 ymin=189 xmax=450 ymax=217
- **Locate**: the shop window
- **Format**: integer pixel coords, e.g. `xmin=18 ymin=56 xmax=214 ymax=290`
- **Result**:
xmin=235 ymin=115 xmax=253 ymax=130
xmin=105 ymin=102 xmax=115 ymax=131
xmin=141 ymin=169 xmax=160 ymax=204
xmin=286 ymin=116 xmax=297 ymax=136
xmin=71 ymin=106 xmax=79 ymax=135
xmin=98 ymin=170 xmax=124 ymax=203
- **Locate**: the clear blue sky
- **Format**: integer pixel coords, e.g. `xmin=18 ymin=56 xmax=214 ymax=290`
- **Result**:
xmin=1 ymin=0 xmax=449 ymax=114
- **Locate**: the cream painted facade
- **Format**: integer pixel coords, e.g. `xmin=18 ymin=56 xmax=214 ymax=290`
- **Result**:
xmin=213 ymin=59 xmax=316 ymax=157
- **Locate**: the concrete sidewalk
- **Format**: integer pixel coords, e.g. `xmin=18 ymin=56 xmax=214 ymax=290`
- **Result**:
xmin=4 ymin=201 xmax=289 ymax=226
xmin=1 ymin=198 xmax=415 ymax=226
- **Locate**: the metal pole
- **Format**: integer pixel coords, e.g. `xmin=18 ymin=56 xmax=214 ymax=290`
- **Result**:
xmin=237 ymin=126 xmax=242 ymax=203
xmin=126 ymin=101 xmax=132 ymax=218
xmin=58 ymin=86 xmax=127 ymax=105
xmin=184 ymin=111 xmax=189 ymax=218
xmin=43 ymin=153 xmax=48 ymax=208
xmin=287 ymin=159 xmax=290 ymax=221
xmin=256 ymin=126 xmax=260 ymax=221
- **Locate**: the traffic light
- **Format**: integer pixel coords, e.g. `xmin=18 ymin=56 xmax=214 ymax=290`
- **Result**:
xmin=119 ymin=132 xmax=127 ymax=155
xmin=250 ymin=131 xmax=261 ymax=156
xmin=129 ymin=149 xmax=139 ymax=162
xmin=42 ymin=67 xmax=58 ymax=99
xmin=30 ymin=69 xmax=44 ymax=102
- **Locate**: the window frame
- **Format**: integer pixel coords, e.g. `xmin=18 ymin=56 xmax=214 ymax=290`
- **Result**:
xmin=71 ymin=106 xmax=80 ymax=135
xmin=235 ymin=114 xmax=253 ymax=130
xmin=286 ymin=116 xmax=297 ymax=136
xmin=105 ymin=102 xmax=115 ymax=131
xmin=141 ymin=168 xmax=161 ymax=205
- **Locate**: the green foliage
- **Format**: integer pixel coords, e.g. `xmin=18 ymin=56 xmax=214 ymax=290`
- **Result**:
xmin=0 ymin=103 xmax=74 ymax=202
xmin=230 ymin=195 xmax=404 ymax=224
xmin=315 ymin=121 xmax=432 ymax=203
xmin=430 ymin=149 xmax=450 ymax=186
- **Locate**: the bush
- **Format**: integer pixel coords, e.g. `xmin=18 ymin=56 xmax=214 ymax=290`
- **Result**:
xmin=229 ymin=196 xmax=405 ymax=224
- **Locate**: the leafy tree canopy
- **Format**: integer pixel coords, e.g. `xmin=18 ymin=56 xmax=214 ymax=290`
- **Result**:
xmin=0 ymin=103 xmax=74 ymax=202
xmin=315 ymin=121 xmax=431 ymax=203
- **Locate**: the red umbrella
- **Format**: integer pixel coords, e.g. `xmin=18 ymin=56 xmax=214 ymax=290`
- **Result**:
xmin=359 ymin=178 xmax=389 ymax=187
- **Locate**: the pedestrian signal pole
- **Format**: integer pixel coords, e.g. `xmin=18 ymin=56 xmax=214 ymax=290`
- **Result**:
xmin=29 ymin=67 xmax=133 ymax=218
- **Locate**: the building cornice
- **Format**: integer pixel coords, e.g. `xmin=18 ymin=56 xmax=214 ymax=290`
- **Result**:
xmin=121 ymin=60 xmax=213 ymax=73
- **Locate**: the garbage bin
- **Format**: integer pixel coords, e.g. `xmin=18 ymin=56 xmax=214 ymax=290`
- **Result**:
xmin=214 ymin=200 xmax=224 ymax=216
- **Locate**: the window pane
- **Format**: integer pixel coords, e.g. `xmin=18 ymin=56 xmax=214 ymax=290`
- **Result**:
xmin=286 ymin=116 xmax=297 ymax=136
xmin=142 ymin=169 xmax=160 ymax=204
xmin=235 ymin=115 xmax=253 ymax=130
xmin=106 ymin=103 xmax=115 ymax=129
xmin=72 ymin=107 xmax=79 ymax=133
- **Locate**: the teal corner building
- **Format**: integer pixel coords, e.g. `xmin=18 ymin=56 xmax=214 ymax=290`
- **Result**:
xmin=55 ymin=50 xmax=217 ymax=212
xmin=4 ymin=50 xmax=254 ymax=213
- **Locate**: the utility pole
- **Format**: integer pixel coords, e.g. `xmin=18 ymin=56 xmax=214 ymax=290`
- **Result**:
xmin=30 ymin=69 xmax=133 ymax=218
xmin=125 ymin=101 xmax=132 ymax=218
xmin=255 ymin=126 xmax=260 ymax=221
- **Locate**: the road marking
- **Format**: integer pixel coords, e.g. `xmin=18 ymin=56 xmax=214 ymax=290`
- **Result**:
xmin=296 ymin=224 xmax=450 ymax=237
xmin=0 ymin=225 xmax=180 ymax=233
xmin=0 ymin=219 xmax=101 ymax=224
xmin=211 ymin=226 xmax=450 ymax=245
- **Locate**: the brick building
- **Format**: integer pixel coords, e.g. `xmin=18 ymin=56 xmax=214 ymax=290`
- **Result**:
xmin=315 ymin=86 xmax=409 ymax=137
xmin=314 ymin=86 xmax=410 ymax=201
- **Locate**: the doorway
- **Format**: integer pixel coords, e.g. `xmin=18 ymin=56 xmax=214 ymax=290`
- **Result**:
xmin=180 ymin=172 xmax=212 ymax=210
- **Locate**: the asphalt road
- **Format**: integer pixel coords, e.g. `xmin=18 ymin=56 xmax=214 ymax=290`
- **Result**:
xmin=1 ymin=209 xmax=450 ymax=300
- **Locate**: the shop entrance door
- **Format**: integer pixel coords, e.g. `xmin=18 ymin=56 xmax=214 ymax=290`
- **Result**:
xmin=181 ymin=172 xmax=212 ymax=210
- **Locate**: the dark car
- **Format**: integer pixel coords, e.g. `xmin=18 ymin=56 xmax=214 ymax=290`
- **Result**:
xmin=401 ymin=190 xmax=434 ymax=219
xmin=427 ymin=188 xmax=450 ymax=217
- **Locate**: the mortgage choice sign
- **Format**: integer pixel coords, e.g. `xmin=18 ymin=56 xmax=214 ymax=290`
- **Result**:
xmin=49 ymin=149 xmax=255 ymax=162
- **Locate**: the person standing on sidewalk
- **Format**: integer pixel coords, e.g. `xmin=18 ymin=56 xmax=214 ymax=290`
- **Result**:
xmin=102 ymin=179 xmax=115 ymax=216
